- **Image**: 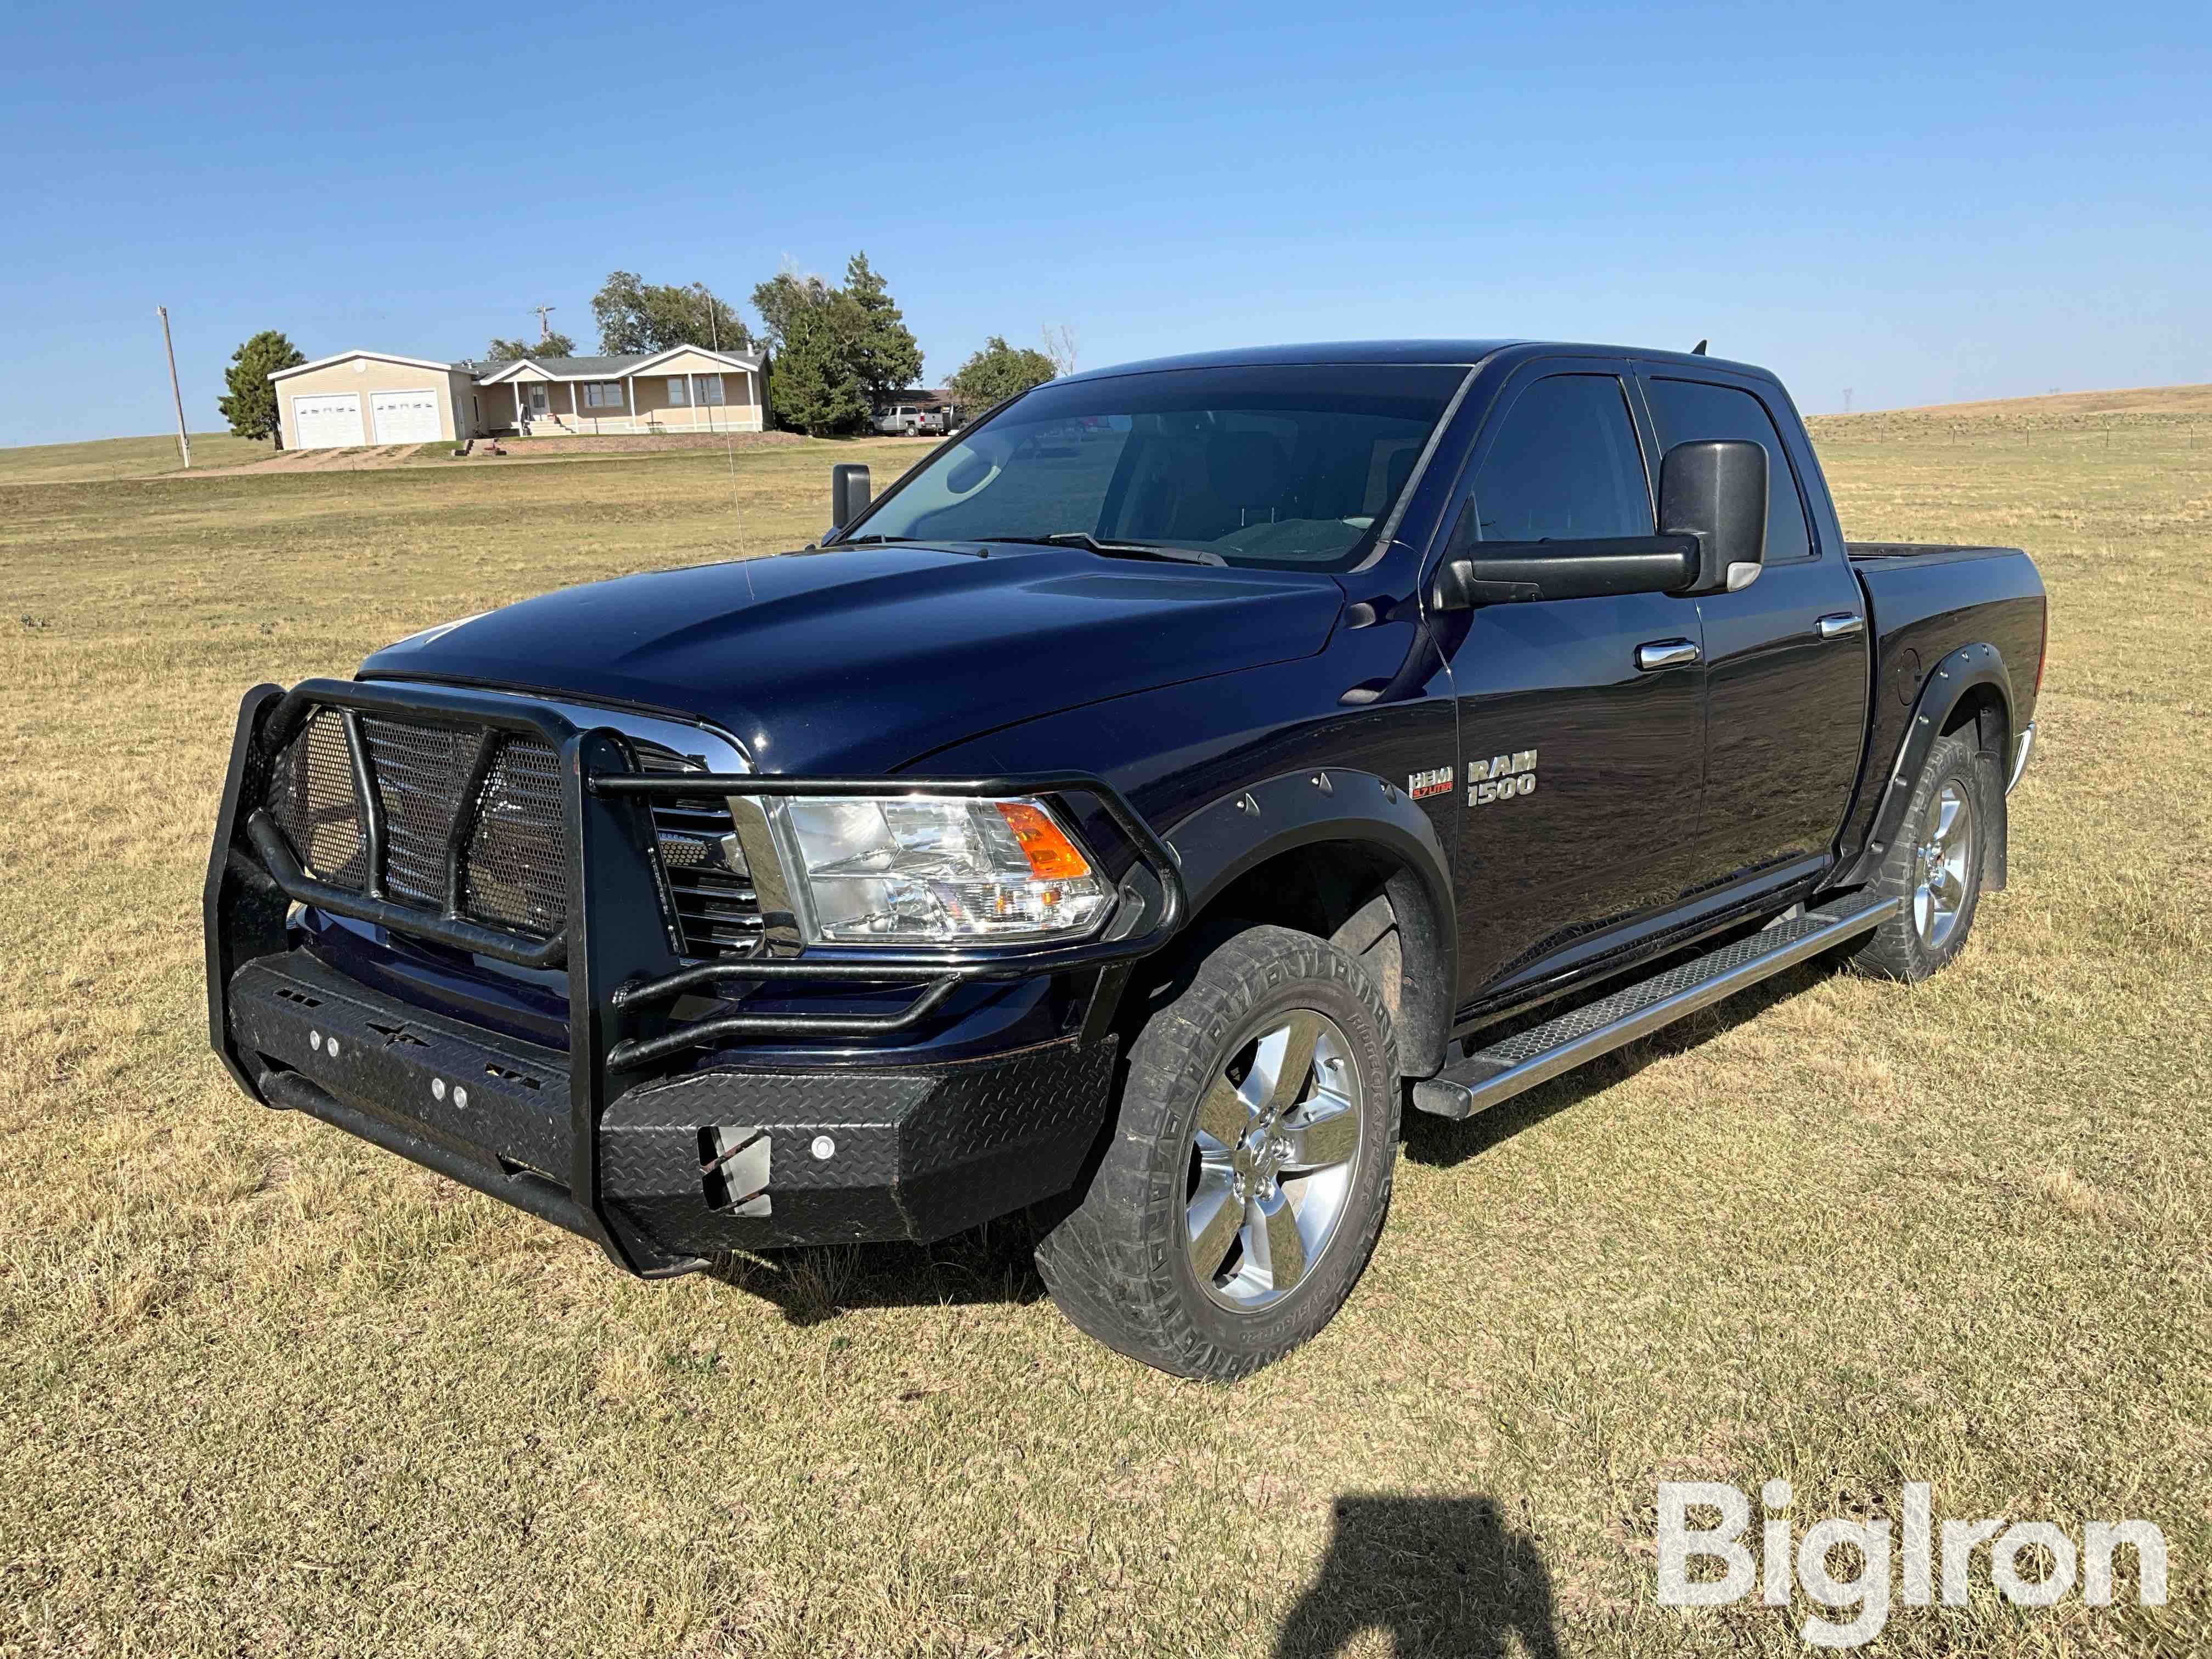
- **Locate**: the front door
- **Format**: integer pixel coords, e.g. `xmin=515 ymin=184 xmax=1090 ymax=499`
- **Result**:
xmin=1435 ymin=365 xmax=1707 ymax=1004
xmin=1638 ymin=370 xmax=1870 ymax=890
xmin=528 ymin=385 xmax=550 ymax=419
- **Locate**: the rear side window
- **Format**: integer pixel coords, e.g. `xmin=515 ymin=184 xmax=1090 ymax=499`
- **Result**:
xmin=1469 ymin=375 xmax=1652 ymax=541
xmin=1645 ymin=378 xmax=1813 ymax=562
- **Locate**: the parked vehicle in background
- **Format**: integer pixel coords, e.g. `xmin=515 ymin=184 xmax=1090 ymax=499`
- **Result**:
xmin=206 ymin=340 xmax=2044 ymax=1380
xmin=871 ymin=403 xmax=951 ymax=437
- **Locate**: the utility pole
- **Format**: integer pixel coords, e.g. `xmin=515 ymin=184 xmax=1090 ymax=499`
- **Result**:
xmin=1843 ymin=387 xmax=1854 ymax=414
xmin=531 ymin=303 xmax=557 ymax=342
xmin=157 ymin=305 xmax=191 ymax=469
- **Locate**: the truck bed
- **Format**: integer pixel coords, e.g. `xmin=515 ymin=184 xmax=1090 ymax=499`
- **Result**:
xmin=1847 ymin=541 xmax=2019 ymax=568
xmin=1836 ymin=539 xmax=2045 ymax=881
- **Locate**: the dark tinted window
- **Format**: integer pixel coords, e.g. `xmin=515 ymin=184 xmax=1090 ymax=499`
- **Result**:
xmin=1470 ymin=375 xmax=1652 ymax=542
xmin=1645 ymin=377 xmax=1813 ymax=562
xmin=844 ymin=364 xmax=1468 ymax=572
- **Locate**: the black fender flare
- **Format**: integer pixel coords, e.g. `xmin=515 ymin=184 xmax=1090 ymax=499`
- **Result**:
xmin=1156 ymin=768 xmax=1457 ymax=1076
xmin=1839 ymin=640 xmax=2014 ymax=890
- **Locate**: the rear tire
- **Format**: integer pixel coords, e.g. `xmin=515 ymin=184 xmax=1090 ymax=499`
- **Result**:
xmin=1035 ymin=925 xmax=1400 ymax=1381
xmin=1851 ymin=728 xmax=2000 ymax=981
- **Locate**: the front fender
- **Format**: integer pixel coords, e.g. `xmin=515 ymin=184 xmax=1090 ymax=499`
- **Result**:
xmin=1163 ymin=768 xmax=1457 ymax=1074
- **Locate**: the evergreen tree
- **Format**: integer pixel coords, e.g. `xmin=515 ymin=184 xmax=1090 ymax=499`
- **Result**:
xmin=770 ymin=301 xmax=870 ymax=436
xmin=842 ymin=251 xmax=923 ymax=396
xmin=217 ymin=330 xmax=307 ymax=446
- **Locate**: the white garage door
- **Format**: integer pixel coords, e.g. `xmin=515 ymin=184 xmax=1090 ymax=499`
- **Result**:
xmin=292 ymin=393 xmax=362 ymax=449
xmin=371 ymin=388 xmax=443 ymax=444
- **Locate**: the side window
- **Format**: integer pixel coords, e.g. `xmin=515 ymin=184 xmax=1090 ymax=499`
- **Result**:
xmin=1644 ymin=378 xmax=1814 ymax=562
xmin=1468 ymin=374 xmax=1652 ymax=543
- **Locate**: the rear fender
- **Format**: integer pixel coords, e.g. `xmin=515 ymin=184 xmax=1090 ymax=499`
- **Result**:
xmin=1837 ymin=641 xmax=2013 ymax=890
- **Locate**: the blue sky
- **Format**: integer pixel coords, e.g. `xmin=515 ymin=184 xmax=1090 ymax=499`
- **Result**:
xmin=2 ymin=2 xmax=2205 ymax=448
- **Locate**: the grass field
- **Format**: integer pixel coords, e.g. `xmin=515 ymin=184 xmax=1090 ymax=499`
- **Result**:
xmin=2 ymin=410 xmax=2207 ymax=1657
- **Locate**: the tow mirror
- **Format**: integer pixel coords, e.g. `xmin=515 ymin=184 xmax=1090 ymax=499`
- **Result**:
xmin=1430 ymin=534 xmax=1701 ymax=609
xmin=1660 ymin=438 xmax=1767 ymax=593
xmin=830 ymin=464 xmax=872 ymax=531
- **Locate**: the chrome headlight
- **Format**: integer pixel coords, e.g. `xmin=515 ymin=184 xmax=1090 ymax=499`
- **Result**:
xmin=769 ymin=795 xmax=1112 ymax=945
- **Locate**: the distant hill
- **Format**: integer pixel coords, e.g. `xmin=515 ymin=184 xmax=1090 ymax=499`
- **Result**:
xmin=0 ymin=431 xmax=268 ymax=485
xmin=1867 ymin=383 xmax=2212 ymax=419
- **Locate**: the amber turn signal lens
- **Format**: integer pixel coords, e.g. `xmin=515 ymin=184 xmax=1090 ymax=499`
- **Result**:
xmin=994 ymin=802 xmax=1092 ymax=879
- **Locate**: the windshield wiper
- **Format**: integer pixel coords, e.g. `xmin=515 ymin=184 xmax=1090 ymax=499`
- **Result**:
xmin=1026 ymin=531 xmax=1227 ymax=567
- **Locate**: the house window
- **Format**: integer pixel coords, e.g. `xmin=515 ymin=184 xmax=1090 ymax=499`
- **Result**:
xmin=583 ymin=381 xmax=623 ymax=409
xmin=666 ymin=377 xmax=690 ymax=406
xmin=695 ymin=374 xmax=725 ymax=406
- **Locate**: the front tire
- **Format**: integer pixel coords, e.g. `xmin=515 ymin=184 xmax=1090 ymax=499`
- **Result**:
xmin=1035 ymin=926 xmax=1400 ymax=1381
xmin=1851 ymin=727 xmax=2000 ymax=981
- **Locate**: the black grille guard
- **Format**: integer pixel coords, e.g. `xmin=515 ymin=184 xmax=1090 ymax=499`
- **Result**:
xmin=206 ymin=678 xmax=1186 ymax=1274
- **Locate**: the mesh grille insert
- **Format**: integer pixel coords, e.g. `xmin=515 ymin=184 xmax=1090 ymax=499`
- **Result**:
xmin=464 ymin=738 xmax=567 ymax=935
xmin=265 ymin=708 xmax=366 ymax=884
xmin=258 ymin=703 xmax=744 ymax=954
xmin=361 ymin=717 xmax=474 ymax=909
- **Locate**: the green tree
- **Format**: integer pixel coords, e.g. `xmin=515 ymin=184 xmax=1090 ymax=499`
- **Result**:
xmin=749 ymin=269 xmax=837 ymax=354
xmin=769 ymin=300 xmax=870 ymax=436
xmin=592 ymin=272 xmax=751 ymax=354
xmin=840 ymin=251 xmax=923 ymax=397
xmin=486 ymin=330 xmax=576 ymax=362
xmin=946 ymin=335 xmax=1058 ymax=416
xmin=216 ymin=330 xmax=307 ymax=447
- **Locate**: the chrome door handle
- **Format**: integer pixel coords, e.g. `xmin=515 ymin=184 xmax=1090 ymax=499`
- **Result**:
xmin=1818 ymin=612 xmax=1865 ymax=641
xmin=1635 ymin=639 xmax=1701 ymax=671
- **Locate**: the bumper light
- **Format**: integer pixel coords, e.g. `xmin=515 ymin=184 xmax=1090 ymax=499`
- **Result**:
xmin=780 ymin=796 xmax=1111 ymax=944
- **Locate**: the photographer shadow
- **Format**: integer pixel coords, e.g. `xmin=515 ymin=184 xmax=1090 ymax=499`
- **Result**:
xmin=1277 ymin=1494 xmax=1561 ymax=1658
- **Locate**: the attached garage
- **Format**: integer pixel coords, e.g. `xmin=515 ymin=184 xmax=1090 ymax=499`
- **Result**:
xmin=370 ymin=388 xmax=442 ymax=444
xmin=292 ymin=392 xmax=363 ymax=449
xmin=271 ymin=352 xmax=475 ymax=449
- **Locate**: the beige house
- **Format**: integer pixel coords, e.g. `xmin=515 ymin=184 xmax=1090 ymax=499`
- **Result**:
xmin=271 ymin=345 xmax=767 ymax=449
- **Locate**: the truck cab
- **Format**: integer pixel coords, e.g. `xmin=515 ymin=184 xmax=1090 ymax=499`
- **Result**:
xmin=207 ymin=340 xmax=2045 ymax=1379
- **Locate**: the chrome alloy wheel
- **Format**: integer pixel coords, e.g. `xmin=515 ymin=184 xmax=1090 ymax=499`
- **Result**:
xmin=1185 ymin=1011 xmax=1363 ymax=1311
xmin=1912 ymin=780 xmax=1976 ymax=949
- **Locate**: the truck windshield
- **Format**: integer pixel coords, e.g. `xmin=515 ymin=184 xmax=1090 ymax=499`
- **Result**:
xmin=841 ymin=363 xmax=1469 ymax=572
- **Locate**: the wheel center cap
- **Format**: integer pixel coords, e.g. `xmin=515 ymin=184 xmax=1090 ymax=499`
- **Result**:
xmin=1233 ymin=1131 xmax=1290 ymax=1201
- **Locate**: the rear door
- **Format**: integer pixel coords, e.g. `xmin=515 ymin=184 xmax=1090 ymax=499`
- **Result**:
xmin=1434 ymin=362 xmax=1708 ymax=1001
xmin=1637 ymin=370 xmax=1869 ymax=890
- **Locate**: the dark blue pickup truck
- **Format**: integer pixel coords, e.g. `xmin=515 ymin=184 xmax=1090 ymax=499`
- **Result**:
xmin=206 ymin=341 xmax=2045 ymax=1379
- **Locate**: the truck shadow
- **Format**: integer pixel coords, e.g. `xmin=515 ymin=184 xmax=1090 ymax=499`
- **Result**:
xmin=1402 ymin=949 xmax=1859 ymax=1171
xmin=1276 ymin=1493 xmax=1561 ymax=1658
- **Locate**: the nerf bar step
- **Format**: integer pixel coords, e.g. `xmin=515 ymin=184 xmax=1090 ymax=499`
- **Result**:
xmin=1412 ymin=890 xmax=1900 ymax=1120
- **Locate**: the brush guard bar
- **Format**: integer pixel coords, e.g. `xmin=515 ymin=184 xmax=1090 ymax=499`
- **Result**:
xmin=206 ymin=678 xmax=1186 ymax=1277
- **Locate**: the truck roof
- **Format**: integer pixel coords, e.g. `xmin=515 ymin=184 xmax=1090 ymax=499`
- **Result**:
xmin=1059 ymin=339 xmax=1775 ymax=383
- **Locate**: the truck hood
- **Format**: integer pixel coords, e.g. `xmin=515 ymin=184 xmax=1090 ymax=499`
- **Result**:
xmin=358 ymin=541 xmax=1346 ymax=773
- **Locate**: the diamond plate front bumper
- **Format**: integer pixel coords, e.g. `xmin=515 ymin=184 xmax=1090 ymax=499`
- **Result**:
xmin=206 ymin=679 xmax=1173 ymax=1276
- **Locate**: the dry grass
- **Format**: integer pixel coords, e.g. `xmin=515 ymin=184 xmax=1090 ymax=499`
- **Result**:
xmin=0 ymin=431 xmax=276 ymax=486
xmin=2 ymin=415 xmax=2207 ymax=1657
xmin=1871 ymin=383 xmax=2212 ymax=419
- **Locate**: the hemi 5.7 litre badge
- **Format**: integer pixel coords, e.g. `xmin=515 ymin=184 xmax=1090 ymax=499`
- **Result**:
xmin=1407 ymin=766 xmax=1455 ymax=800
xmin=1470 ymin=749 xmax=1538 ymax=804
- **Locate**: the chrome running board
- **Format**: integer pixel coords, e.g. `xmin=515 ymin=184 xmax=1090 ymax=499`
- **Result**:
xmin=1412 ymin=890 xmax=1900 ymax=1120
